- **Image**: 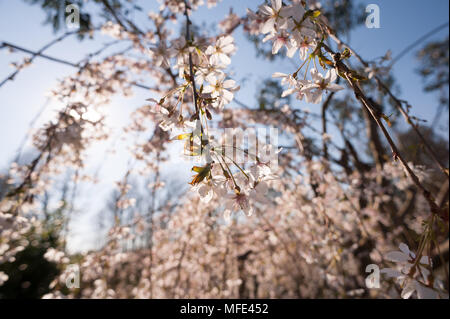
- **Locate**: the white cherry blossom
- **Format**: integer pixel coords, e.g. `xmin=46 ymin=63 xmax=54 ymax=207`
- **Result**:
xmin=301 ymin=68 xmax=344 ymax=104
xmin=205 ymin=35 xmax=236 ymax=66
xmin=260 ymin=0 xmax=287 ymax=34
xmin=263 ymin=30 xmax=297 ymax=57
xmin=203 ymin=73 xmax=238 ymax=109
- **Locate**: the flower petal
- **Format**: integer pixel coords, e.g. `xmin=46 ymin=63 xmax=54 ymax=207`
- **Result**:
xmin=401 ymin=280 xmax=416 ymax=299
xmin=399 ymin=243 xmax=410 ymax=255
xmin=385 ymin=251 xmax=409 ymax=262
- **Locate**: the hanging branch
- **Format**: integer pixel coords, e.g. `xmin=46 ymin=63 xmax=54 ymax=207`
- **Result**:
xmin=183 ymin=0 xmax=200 ymax=116
xmin=321 ymin=90 xmax=337 ymax=161
xmin=321 ymin=43 xmax=447 ymax=221
xmin=329 ymin=33 xmax=449 ymax=178
xmin=100 ymin=0 xmax=128 ymax=31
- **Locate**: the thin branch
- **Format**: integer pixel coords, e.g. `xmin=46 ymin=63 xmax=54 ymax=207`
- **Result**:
xmin=100 ymin=0 xmax=128 ymax=31
xmin=321 ymin=90 xmax=336 ymax=160
xmin=1 ymin=42 xmax=79 ymax=67
xmin=322 ymin=43 xmax=446 ymax=220
xmin=183 ymin=1 xmax=200 ymax=115
xmin=154 ymin=23 xmax=178 ymax=85
xmin=0 ymin=40 xmax=78 ymax=88
xmin=389 ymin=22 xmax=449 ymax=67
xmin=0 ymin=31 xmax=84 ymax=88
xmin=0 ymin=41 xmax=159 ymax=93
xmin=329 ymin=33 xmax=449 ymax=178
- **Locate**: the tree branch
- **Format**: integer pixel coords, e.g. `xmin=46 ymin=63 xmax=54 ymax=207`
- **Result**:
xmin=0 ymin=41 xmax=158 ymax=93
xmin=322 ymin=43 xmax=446 ymax=221
xmin=329 ymin=34 xmax=449 ymax=178
xmin=183 ymin=0 xmax=200 ymax=115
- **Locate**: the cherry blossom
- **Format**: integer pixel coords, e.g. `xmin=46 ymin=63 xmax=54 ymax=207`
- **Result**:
xmin=260 ymin=0 xmax=287 ymax=34
xmin=205 ymin=35 xmax=236 ymax=66
xmin=224 ymin=190 xmax=253 ymax=217
xmin=203 ymin=74 xmax=239 ymax=109
xmin=381 ymin=243 xmax=448 ymax=299
xmin=272 ymin=72 xmax=303 ymax=97
xmin=263 ymin=30 xmax=297 ymax=57
xmin=301 ymin=68 xmax=344 ymax=104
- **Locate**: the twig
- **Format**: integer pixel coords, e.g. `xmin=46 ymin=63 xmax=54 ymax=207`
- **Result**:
xmin=0 ymin=30 xmax=87 ymax=88
xmin=183 ymin=1 xmax=200 ymax=115
xmin=0 ymin=39 xmax=78 ymax=88
xmin=100 ymin=0 xmax=128 ymax=31
xmin=389 ymin=22 xmax=449 ymax=67
xmin=0 ymin=41 xmax=159 ymax=93
xmin=321 ymin=90 xmax=337 ymax=160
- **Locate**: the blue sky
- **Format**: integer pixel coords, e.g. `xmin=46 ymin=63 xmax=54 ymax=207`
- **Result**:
xmin=0 ymin=0 xmax=448 ymax=251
